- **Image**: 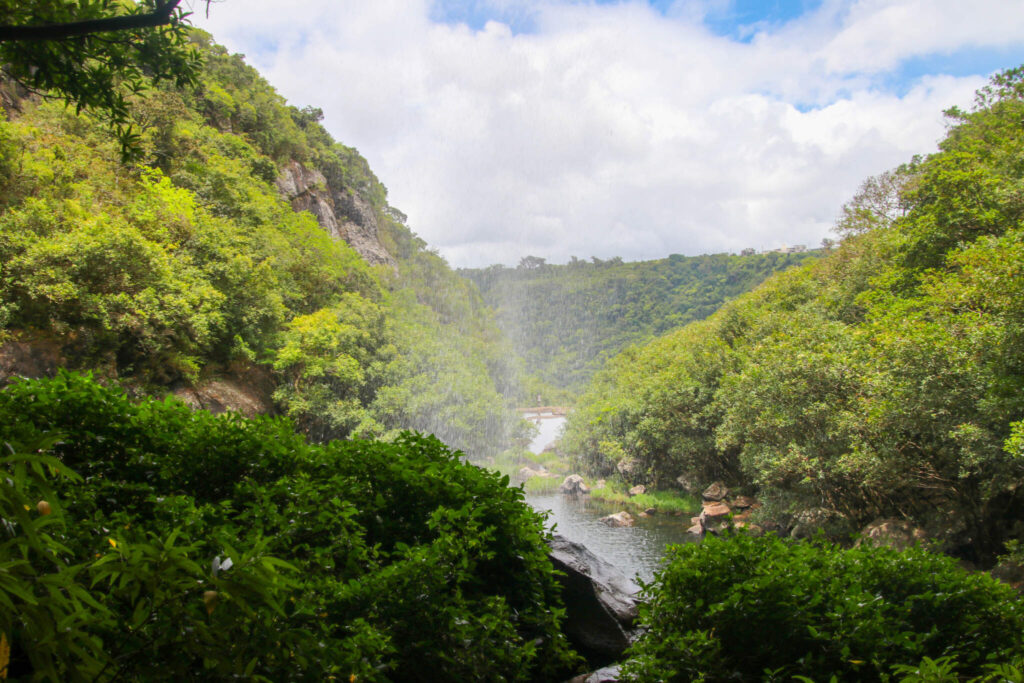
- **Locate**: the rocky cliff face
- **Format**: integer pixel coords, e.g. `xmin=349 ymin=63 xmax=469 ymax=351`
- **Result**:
xmin=276 ymin=161 xmax=396 ymax=268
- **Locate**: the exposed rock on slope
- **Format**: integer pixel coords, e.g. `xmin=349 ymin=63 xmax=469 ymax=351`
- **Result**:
xmin=276 ymin=161 xmax=396 ymax=268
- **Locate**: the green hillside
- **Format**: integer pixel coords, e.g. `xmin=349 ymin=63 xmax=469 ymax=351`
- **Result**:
xmin=0 ymin=30 xmax=523 ymax=458
xmin=461 ymin=250 xmax=818 ymax=398
xmin=562 ymin=66 xmax=1024 ymax=564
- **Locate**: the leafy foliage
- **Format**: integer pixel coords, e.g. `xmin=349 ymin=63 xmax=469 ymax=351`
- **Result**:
xmin=562 ymin=67 xmax=1024 ymax=561
xmin=0 ymin=0 xmax=202 ymax=158
xmin=0 ymin=372 xmax=579 ymax=680
xmin=0 ymin=29 xmax=524 ymax=458
xmin=622 ymin=533 xmax=1024 ymax=682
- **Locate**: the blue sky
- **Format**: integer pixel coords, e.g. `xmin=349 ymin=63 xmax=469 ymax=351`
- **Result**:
xmin=432 ymin=0 xmax=822 ymax=37
xmin=196 ymin=0 xmax=1024 ymax=267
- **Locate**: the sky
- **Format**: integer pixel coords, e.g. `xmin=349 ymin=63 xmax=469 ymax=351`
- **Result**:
xmin=190 ymin=0 xmax=1024 ymax=268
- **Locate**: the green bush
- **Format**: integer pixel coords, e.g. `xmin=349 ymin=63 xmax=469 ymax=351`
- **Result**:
xmin=0 ymin=372 xmax=579 ymax=680
xmin=622 ymin=533 xmax=1024 ymax=682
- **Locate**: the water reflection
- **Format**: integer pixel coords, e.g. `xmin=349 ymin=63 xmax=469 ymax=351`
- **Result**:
xmin=525 ymin=492 xmax=697 ymax=585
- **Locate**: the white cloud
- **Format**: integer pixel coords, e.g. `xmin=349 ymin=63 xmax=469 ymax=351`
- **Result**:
xmin=191 ymin=0 xmax=1022 ymax=266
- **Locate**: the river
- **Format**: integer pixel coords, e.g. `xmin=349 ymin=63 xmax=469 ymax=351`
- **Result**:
xmin=525 ymin=491 xmax=697 ymax=585
xmin=523 ymin=417 xmax=696 ymax=584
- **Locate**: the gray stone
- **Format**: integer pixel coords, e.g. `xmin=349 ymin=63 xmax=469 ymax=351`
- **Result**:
xmin=560 ymin=474 xmax=591 ymax=495
xmin=600 ymin=511 xmax=634 ymax=527
xmin=567 ymin=664 xmax=622 ymax=683
xmin=548 ymin=535 xmax=639 ymax=663
xmin=628 ymin=485 xmax=646 ymax=497
xmin=276 ymin=161 xmax=396 ymax=268
xmin=616 ymin=458 xmax=640 ymax=477
xmin=857 ymin=518 xmax=928 ymax=550
xmin=702 ymin=481 xmax=729 ymax=501
xmin=730 ymin=495 xmax=759 ymax=510
xmin=790 ymin=507 xmax=841 ymax=539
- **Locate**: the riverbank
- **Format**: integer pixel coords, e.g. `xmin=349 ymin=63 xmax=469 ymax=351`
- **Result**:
xmin=588 ymin=483 xmax=699 ymax=516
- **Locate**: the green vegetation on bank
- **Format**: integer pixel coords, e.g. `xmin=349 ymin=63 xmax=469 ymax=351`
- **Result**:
xmin=622 ymin=533 xmax=1024 ymax=682
xmin=561 ymin=66 xmax=1024 ymax=563
xmin=460 ymin=249 xmax=819 ymax=397
xmin=587 ymin=483 xmax=698 ymax=515
xmin=0 ymin=372 xmax=579 ymax=681
xmin=0 ymin=29 xmax=523 ymax=458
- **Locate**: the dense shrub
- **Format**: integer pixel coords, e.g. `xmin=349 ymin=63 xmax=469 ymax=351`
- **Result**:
xmin=0 ymin=372 xmax=579 ymax=680
xmin=622 ymin=533 xmax=1024 ymax=682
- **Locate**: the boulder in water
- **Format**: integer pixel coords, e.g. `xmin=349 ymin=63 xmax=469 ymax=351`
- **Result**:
xmin=560 ymin=474 xmax=590 ymax=495
xmin=548 ymin=535 xmax=639 ymax=664
xmin=600 ymin=511 xmax=634 ymax=527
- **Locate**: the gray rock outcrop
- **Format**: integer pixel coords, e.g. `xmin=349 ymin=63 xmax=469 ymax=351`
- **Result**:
xmin=548 ymin=535 xmax=640 ymax=664
xmin=172 ymin=369 xmax=276 ymax=419
xmin=0 ymin=337 xmax=63 ymax=384
xmin=276 ymin=161 xmax=395 ymax=268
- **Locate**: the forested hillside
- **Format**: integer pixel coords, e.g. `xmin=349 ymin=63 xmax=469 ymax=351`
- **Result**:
xmin=460 ymin=250 xmax=818 ymax=397
xmin=562 ymin=67 xmax=1024 ymax=563
xmin=0 ymin=30 xmax=523 ymax=458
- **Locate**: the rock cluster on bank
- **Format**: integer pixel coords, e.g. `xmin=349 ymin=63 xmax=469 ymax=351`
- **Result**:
xmin=687 ymin=481 xmax=761 ymax=536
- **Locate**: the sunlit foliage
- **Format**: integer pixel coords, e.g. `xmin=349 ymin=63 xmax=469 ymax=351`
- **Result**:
xmin=563 ymin=66 xmax=1024 ymax=561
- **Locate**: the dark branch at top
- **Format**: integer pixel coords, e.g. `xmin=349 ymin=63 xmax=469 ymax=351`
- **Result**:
xmin=0 ymin=1 xmax=183 ymax=42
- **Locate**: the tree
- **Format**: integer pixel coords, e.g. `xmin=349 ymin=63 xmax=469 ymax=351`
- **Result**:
xmin=0 ymin=0 xmax=202 ymax=158
xmin=833 ymin=159 xmax=920 ymax=239
xmin=518 ymin=254 xmax=547 ymax=269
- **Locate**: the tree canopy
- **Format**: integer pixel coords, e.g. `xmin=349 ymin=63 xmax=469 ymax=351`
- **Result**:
xmin=562 ymin=65 xmax=1024 ymax=564
xmin=0 ymin=0 xmax=201 ymax=157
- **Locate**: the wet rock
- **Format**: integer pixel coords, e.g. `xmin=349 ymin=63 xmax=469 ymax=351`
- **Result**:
xmin=567 ymin=664 xmax=623 ymax=683
xmin=548 ymin=535 xmax=639 ymax=665
xmin=687 ymin=522 xmax=704 ymax=536
xmin=991 ymin=560 xmax=1024 ymax=591
xmin=730 ymin=495 xmax=759 ymax=510
xmin=628 ymin=485 xmax=646 ymax=497
xmin=600 ymin=511 xmax=634 ymax=527
xmin=700 ymin=504 xmax=731 ymax=534
xmin=675 ymin=474 xmax=697 ymax=494
xmin=616 ymin=458 xmax=640 ymax=478
xmin=560 ymin=474 xmax=590 ymax=495
xmin=172 ymin=371 xmax=275 ymax=419
xmin=857 ymin=518 xmax=929 ymax=550
xmin=643 ymin=507 xmax=656 ymax=516
xmin=790 ymin=507 xmax=842 ymax=540
xmin=0 ymin=336 xmax=63 ymax=384
xmin=700 ymin=501 xmax=731 ymax=521
xmin=520 ymin=467 xmax=541 ymax=480
xmin=702 ymin=481 xmax=729 ymax=502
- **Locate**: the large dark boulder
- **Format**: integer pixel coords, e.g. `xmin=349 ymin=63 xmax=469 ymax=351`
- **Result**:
xmin=548 ymin=535 xmax=640 ymax=665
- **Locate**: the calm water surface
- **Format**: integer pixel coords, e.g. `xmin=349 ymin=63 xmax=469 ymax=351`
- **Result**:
xmin=520 ymin=416 xmax=696 ymax=584
xmin=525 ymin=492 xmax=697 ymax=585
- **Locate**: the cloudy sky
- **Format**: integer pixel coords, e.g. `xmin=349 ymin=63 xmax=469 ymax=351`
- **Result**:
xmin=192 ymin=1 xmax=1024 ymax=267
